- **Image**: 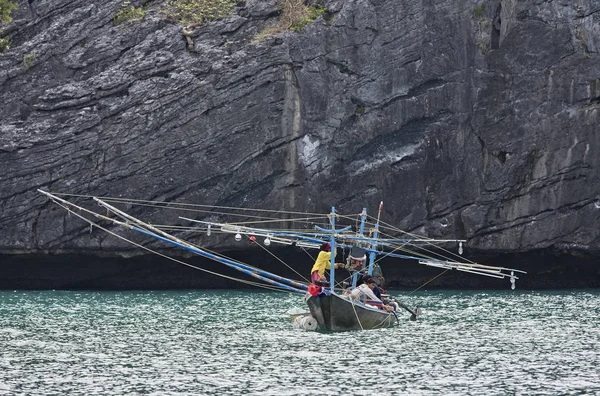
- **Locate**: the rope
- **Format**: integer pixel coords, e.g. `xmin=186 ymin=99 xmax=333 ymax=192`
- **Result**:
xmin=347 ymin=295 xmax=392 ymax=330
xmin=372 ymin=311 xmax=393 ymax=329
xmin=407 ymin=269 xmax=450 ymax=296
xmin=51 ymin=192 xmax=338 ymax=218
xmin=245 ymin=233 xmax=309 ymax=282
xmin=93 ymin=197 xmax=309 ymax=288
xmin=367 ymin=214 xmax=475 ymax=265
xmin=96 ymin=200 xmax=328 ymax=226
xmin=348 ymin=296 xmax=364 ymax=331
xmin=49 ymin=199 xmax=295 ymax=293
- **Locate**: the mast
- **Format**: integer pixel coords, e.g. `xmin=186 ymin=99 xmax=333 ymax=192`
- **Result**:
xmin=352 ymin=208 xmax=368 ymax=287
xmin=329 ymin=206 xmax=336 ymax=292
xmin=314 ymin=208 xmax=351 ymax=292
xmin=367 ymin=201 xmax=383 ymax=275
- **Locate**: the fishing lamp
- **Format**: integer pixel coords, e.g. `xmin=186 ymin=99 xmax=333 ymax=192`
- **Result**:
xmin=510 ymin=271 xmax=516 ymax=290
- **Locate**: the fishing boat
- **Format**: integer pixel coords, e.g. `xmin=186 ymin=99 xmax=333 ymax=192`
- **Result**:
xmin=38 ymin=190 xmax=525 ymax=332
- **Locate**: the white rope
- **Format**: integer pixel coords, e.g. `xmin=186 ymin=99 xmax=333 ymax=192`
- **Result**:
xmin=349 ymin=298 xmax=364 ymax=331
xmin=47 ymin=198 xmax=299 ymax=293
xmin=345 ymin=293 xmax=392 ymax=330
xmin=242 ymin=233 xmax=310 ymax=282
xmin=94 ymin=198 xmax=309 ymax=288
xmin=372 ymin=310 xmax=393 ymax=329
xmin=50 ymin=192 xmax=342 ymax=218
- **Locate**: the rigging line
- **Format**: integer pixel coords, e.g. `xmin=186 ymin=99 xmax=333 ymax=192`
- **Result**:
xmin=371 ymin=243 xmax=446 ymax=268
xmin=49 ymin=193 xmax=308 ymax=287
xmin=373 ymin=226 xmax=465 ymax=261
xmin=337 ymin=271 xmax=354 ymax=286
xmin=373 ymin=310 xmax=393 ymax=329
xmin=348 ymin=296 xmax=365 ymax=331
xmin=375 ymin=227 xmax=477 ymax=265
xmin=243 ymin=233 xmax=310 ymax=283
xmin=112 ymin=202 xmax=333 ymax=231
xmin=49 ymin=199 xmax=295 ymax=293
xmin=299 ymin=245 xmax=316 ymax=261
xmin=365 ymin=214 xmax=433 ymax=241
xmin=361 ymin=228 xmax=439 ymax=265
xmin=335 ymin=213 xmax=364 ymax=223
xmin=368 ymin=214 xmax=471 ymax=262
xmin=213 ymin=215 xmax=330 ymax=227
xmin=98 ymin=199 xmax=310 ymax=287
xmin=323 ymin=270 xmax=346 ymax=289
xmin=407 ymin=269 xmax=450 ymax=296
xmin=153 ymin=226 xmax=316 ymax=235
xmin=51 ymin=192 xmax=329 ymax=217
xmin=155 ymin=226 xmax=332 ymax=236
xmin=93 ymin=201 xmax=314 ymax=224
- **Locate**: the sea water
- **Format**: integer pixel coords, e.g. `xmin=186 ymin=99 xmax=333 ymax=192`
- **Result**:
xmin=0 ymin=289 xmax=598 ymax=395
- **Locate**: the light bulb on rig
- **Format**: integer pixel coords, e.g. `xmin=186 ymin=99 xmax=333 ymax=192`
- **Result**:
xmin=235 ymin=233 xmax=242 ymax=242
xmin=264 ymin=237 xmax=271 ymax=246
xmin=510 ymin=271 xmax=516 ymax=290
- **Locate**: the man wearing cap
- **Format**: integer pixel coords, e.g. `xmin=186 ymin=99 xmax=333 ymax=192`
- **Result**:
xmin=310 ymin=242 xmax=343 ymax=284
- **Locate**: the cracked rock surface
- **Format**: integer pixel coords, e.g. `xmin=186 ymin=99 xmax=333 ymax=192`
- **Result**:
xmin=0 ymin=0 xmax=599 ymax=286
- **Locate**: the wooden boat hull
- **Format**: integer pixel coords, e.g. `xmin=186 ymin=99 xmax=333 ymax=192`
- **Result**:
xmin=306 ymin=293 xmax=396 ymax=331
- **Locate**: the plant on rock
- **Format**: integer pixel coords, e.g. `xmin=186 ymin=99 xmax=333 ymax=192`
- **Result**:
xmin=114 ymin=1 xmax=146 ymax=25
xmin=253 ymin=0 xmax=327 ymax=42
xmin=0 ymin=37 xmax=9 ymax=52
xmin=473 ymin=3 xmax=486 ymax=18
xmin=0 ymin=0 xmax=18 ymax=24
xmin=164 ymin=0 xmax=239 ymax=26
xmin=23 ymin=53 xmax=35 ymax=70
xmin=282 ymin=0 xmax=326 ymax=32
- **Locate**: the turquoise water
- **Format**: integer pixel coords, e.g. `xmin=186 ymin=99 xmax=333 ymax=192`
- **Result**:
xmin=1 ymin=290 xmax=599 ymax=395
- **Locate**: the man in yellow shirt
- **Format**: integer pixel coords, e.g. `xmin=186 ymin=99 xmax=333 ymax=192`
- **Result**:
xmin=310 ymin=243 xmax=344 ymax=284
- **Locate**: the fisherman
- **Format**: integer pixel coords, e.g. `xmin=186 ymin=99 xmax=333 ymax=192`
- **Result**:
xmin=356 ymin=274 xmax=383 ymax=300
xmin=350 ymin=277 xmax=394 ymax=312
xmin=310 ymin=242 xmax=344 ymax=284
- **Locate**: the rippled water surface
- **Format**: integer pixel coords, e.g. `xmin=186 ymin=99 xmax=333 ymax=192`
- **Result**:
xmin=1 ymin=289 xmax=599 ymax=395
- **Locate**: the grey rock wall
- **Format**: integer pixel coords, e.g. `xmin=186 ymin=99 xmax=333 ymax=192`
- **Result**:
xmin=1 ymin=0 xmax=599 ymax=263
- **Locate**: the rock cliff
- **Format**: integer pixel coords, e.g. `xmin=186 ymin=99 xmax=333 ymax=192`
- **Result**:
xmin=1 ymin=0 xmax=599 ymax=288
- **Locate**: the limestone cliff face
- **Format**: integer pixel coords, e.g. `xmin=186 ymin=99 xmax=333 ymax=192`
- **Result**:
xmin=1 ymin=0 xmax=599 ymax=262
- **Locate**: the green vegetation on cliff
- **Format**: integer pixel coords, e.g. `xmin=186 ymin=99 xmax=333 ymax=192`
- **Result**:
xmin=0 ymin=0 xmax=18 ymax=24
xmin=114 ymin=2 xmax=146 ymax=25
xmin=253 ymin=0 xmax=326 ymax=42
xmin=473 ymin=3 xmax=486 ymax=18
xmin=0 ymin=37 xmax=9 ymax=52
xmin=165 ymin=0 xmax=238 ymax=26
xmin=23 ymin=53 xmax=35 ymax=70
xmin=285 ymin=1 xmax=326 ymax=32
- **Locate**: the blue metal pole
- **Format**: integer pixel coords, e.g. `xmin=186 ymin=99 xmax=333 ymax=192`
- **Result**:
xmin=367 ymin=202 xmax=384 ymax=275
xmin=367 ymin=223 xmax=379 ymax=275
xmin=131 ymin=226 xmax=307 ymax=293
xmin=329 ymin=206 xmax=336 ymax=291
xmin=358 ymin=208 xmax=367 ymax=239
xmin=314 ymin=225 xmax=352 ymax=234
xmin=352 ymin=207 xmax=368 ymax=287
